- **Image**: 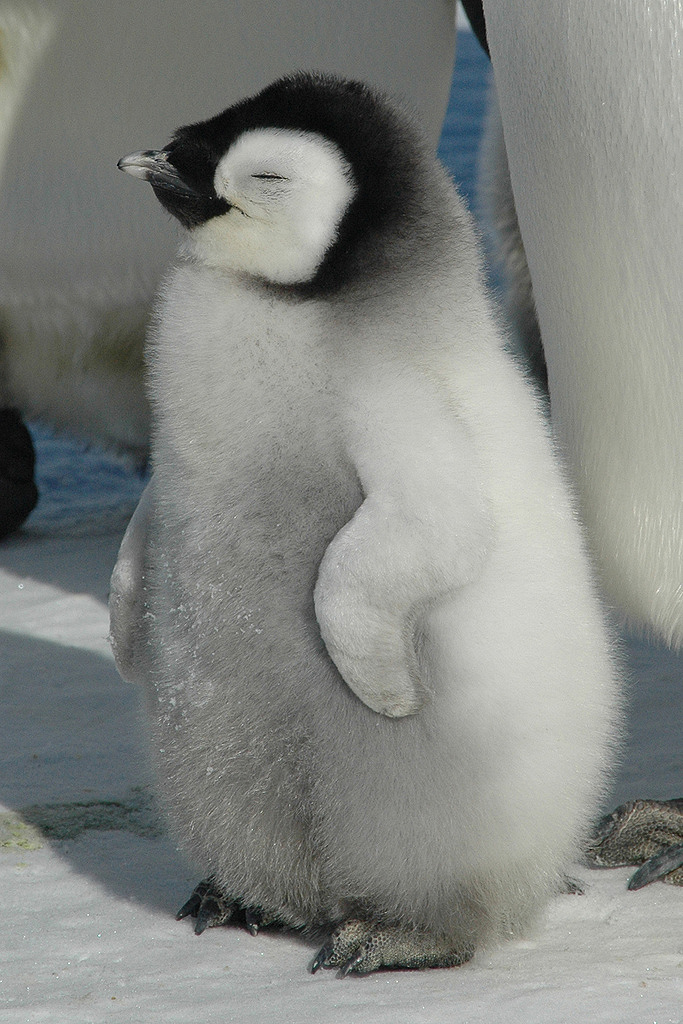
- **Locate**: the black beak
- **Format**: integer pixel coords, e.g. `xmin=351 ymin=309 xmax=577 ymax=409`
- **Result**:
xmin=117 ymin=150 xmax=202 ymax=198
xmin=118 ymin=149 xmax=230 ymax=229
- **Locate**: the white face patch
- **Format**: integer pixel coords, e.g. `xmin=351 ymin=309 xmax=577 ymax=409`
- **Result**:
xmin=185 ymin=128 xmax=356 ymax=285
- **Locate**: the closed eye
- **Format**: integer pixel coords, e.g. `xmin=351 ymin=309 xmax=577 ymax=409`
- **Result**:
xmin=251 ymin=172 xmax=288 ymax=181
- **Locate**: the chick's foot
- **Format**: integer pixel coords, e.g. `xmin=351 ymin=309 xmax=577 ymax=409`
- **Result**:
xmin=311 ymin=918 xmax=474 ymax=976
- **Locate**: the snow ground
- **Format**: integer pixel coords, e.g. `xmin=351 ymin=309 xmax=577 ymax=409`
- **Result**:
xmin=1 ymin=28 xmax=682 ymax=1024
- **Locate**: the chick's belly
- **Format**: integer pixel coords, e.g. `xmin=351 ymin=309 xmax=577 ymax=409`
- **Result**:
xmin=147 ymin=447 xmax=363 ymax=703
xmin=143 ymin=458 xmax=366 ymax=916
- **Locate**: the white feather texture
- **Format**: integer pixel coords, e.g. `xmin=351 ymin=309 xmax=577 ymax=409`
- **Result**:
xmin=191 ymin=129 xmax=356 ymax=284
xmin=0 ymin=5 xmax=54 ymax=189
xmin=0 ymin=3 xmax=56 ymax=406
xmin=481 ymin=0 xmax=683 ymax=648
xmin=111 ymin=83 xmax=621 ymax=961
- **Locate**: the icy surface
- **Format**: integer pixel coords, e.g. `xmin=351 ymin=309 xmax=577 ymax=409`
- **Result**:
xmin=1 ymin=28 xmax=682 ymax=1024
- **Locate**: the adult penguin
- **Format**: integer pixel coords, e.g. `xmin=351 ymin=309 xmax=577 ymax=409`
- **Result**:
xmin=471 ymin=0 xmax=683 ymax=650
xmin=463 ymin=0 xmax=683 ymax=883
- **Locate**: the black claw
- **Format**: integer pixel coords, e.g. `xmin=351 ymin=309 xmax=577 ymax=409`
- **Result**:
xmin=176 ymin=878 xmax=235 ymax=934
xmin=176 ymin=891 xmax=202 ymax=921
xmin=245 ymin=908 xmax=262 ymax=936
xmin=197 ymin=892 xmax=229 ymax=934
xmin=339 ymin=954 xmax=363 ymax=978
xmin=628 ymin=842 xmax=683 ymax=891
xmin=176 ymin=879 xmax=212 ymax=920
xmin=340 ymin=939 xmax=374 ymax=977
xmin=194 ymin=900 xmax=218 ymax=935
xmin=310 ymin=945 xmax=332 ymax=974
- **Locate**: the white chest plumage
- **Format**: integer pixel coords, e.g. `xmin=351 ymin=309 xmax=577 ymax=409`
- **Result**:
xmin=152 ymin=264 xmax=337 ymax=468
xmin=147 ymin=263 xmax=363 ymax=626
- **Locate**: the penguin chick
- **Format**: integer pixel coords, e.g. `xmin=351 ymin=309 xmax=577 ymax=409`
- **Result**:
xmin=112 ymin=72 xmax=621 ymax=975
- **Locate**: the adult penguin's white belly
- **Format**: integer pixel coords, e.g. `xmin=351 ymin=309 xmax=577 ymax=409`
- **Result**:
xmin=482 ymin=1 xmax=683 ymax=647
